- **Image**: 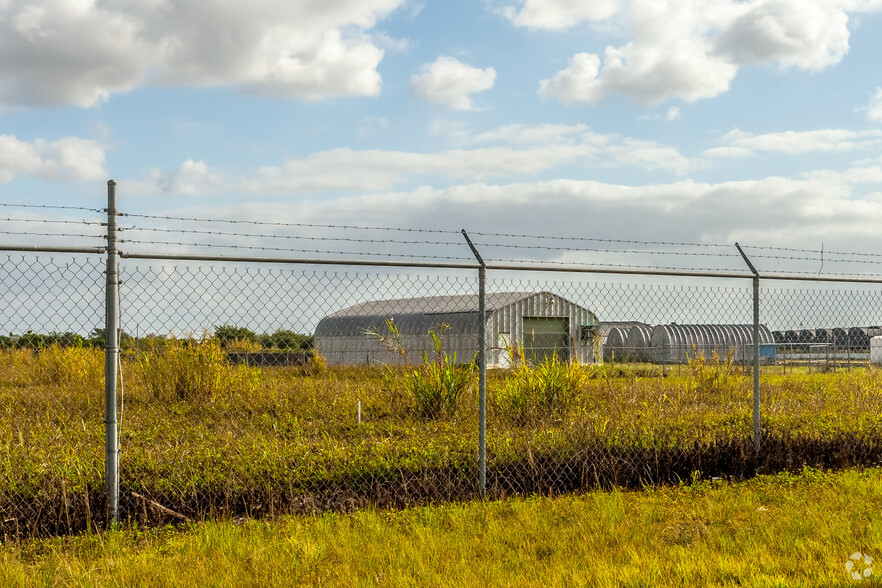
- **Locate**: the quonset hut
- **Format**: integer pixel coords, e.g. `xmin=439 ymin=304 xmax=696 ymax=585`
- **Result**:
xmin=625 ymin=324 xmax=654 ymax=362
xmin=649 ymin=323 xmax=774 ymax=364
xmin=314 ymin=291 xmax=600 ymax=366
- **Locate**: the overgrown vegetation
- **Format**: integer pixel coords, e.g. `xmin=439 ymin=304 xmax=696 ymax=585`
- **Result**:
xmin=369 ymin=320 xmax=477 ymax=419
xmin=495 ymin=346 xmax=589 ymax=425
xmin=135 ymin=335 xmax=261 ymax=401
xmin=4 ymin=340 xmax=882 ymax=540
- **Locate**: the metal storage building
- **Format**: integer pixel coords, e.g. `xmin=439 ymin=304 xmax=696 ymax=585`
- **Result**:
xmin=599 ymin=322 xmax=650 ymax=362
xmin=649 ymin=323 xmax=774 ymax=364
xmin=625 ymin=324 xmax=654 ymax=362
xmin=314 ymin=291 xmax=600 ymax=366
xmin=602 ymin=327 xmax=628 ymax=362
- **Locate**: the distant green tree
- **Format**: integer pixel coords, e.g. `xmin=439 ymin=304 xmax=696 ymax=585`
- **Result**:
xmin=213 ymin=325 xmax=258 ymax=347
xmin=89 ymin=327 xmax=134 ymax=349
xmin=260 ymin=329 xmax=314 ymax=350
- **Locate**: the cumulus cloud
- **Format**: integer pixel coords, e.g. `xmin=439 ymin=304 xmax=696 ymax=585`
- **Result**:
xmin=0 ymin=135 xmax=106 ymax=183
xmin=537 ymin=0 xmax=878 ymax=105
xmin=504 ymin=0 xmax=622 ymax=29
xmin=409 ymin=57 xmax=497 ymax=110
xmin=704 ymin=128 xmax=882 ymax=157
xmin=0 ymin=0 xmax=405 ymax=107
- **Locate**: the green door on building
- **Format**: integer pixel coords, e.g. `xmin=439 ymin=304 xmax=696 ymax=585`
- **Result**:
xmin=523 ymin=317 xmax=569 ymax=363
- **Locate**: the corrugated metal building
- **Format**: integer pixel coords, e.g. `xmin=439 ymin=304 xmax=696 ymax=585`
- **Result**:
xmin=649 ymin=323 xmax=774 ymax=364
xmin=599 ymin=322 xmax=653 ymax=362
xmin=314 ymin=291 xmax=600 ymax=366
xmin=602 ymin=327 xmax=629 ymax=361
xmin=625 ymin=324 xmax=654 ymax=362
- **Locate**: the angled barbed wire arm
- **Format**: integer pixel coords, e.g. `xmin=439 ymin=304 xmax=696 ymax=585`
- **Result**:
xmin=736 ymin=242 xmax=762 ymax=453
xmin=462 ymin=229 xmax=487 ymax=495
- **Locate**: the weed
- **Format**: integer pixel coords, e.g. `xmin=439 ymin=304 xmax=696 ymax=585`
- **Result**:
xmin=495 ymin=348 xmax=588 ymax=425
xmin=369 ymin=321 xmax=476 ymax=419
xmin=406 ymin=326 xmax=476 ymax=419
xmin=134 ymin=335 xmax=260 ymax=402
xmin=687 ymin=348 xmax=739 ymax=395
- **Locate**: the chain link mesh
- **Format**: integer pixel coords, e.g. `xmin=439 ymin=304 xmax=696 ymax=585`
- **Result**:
xmin=0 ymin=254 xmax=105 ymax=539
xmin=4 ymin=253 xmax=882 ymax=539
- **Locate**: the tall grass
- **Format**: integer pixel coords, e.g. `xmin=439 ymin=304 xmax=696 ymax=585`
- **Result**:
xmin=494 ymin=352 xmax=588 ymax=425
xmin=5 ymin=343 xmax=882 ymax=539
xmin=370 ymin=320 xmax=477 ymax=419
xmin=134 ymin=336 xmax=260 ymax=402
xmin=2 ymin=467 xmax=880 ymax=587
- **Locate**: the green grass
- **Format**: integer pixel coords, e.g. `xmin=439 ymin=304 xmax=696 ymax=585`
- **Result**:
xmin=4 ymin=344 xmax=882 ymax=537
xmin=2 ymin=467 xmax=881 ymax=586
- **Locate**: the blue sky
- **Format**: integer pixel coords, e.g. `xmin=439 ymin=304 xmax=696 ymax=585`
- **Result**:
xmin=2 ymin=0 xmax=882 ymax=274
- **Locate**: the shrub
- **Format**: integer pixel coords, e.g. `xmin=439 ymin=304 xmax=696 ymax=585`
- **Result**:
xmin=495 ymin=350 xmax=588 ymax=425
xmin=407 ymin=328 xmax=476 ymax=419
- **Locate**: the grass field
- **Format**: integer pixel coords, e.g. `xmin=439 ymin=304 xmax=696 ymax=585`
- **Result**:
xmin=2 ymin=467 xmax=881 ymax=586
xmin=3 ymin=341 xmax=882 ymax=539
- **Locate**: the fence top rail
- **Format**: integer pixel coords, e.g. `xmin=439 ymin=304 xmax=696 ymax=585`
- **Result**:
xmin=0 ymin=244 xmax=106 ymax=255
xmin=117 ymin=250 xmax=882 ymax=285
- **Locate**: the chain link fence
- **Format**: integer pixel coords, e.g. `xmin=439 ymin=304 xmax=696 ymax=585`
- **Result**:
xmin=4 ymin=246 xmax=882 ymax=540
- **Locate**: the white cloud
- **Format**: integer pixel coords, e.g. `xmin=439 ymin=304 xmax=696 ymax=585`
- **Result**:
xmin=537 ymin=0 xmax=876 ymax=105
xmin=714 ymin=0 xmax=850 ymax=70
xmin=705 ymin=128 xmax=882 ymax=157
xmin=0 ymin=0 xmax=406 ymax=108
xmin=866 ymin=87 xmax=882 ymax=122
xmin=409 ymin=57 xmax=497 ymax=110
xmin=156 ymin=160 xmax=225 ymax=196
xmin=133 ymin=124 xmax=699 ymax=197
xmin=247 ymin=145 xmax=595 ymax=193
xmin=0 ymin=135 xmax=106 ymax=183
xmin=175 ymin=173 xmax=882 ymax=265
xmin=639 ymin=106 xmax=683 ymax=121
xmin=467 ymin=123 xmax=600 ymax=145
xmin=505 ymin=0 xmax=622 ymax=30
xmin=610 ymin=139 xmax=696 ymax=175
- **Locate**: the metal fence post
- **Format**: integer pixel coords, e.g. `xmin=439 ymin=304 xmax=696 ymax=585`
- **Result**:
xmin=462 ymin=230 xmax=487 ymax=494
xmin=736 ymin=243 xmax=762 ymax=452
xmin=105 ymin=180 xmax=120 ymax=524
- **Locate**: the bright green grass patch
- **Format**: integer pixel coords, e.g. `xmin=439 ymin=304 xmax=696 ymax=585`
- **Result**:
xmin=3 ymin=467 xmax=882 ymax=587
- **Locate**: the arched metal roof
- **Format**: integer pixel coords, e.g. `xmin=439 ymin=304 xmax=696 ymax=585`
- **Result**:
xmin=650 ymin=323 xmax=773 ymax=363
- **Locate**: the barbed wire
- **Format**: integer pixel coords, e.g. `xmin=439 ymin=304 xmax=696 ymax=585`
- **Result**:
xmin=3 ymin=206 xmax=882 ymax=276
xmin=0 ymin=217 xmax=103 ymax=226
xmin=0 ymin=230 xmax=104 ymax=240
xmin=483 ymin=256 xmax=747 ymax=273
xmin=119 ymin=238 xmax=474 ymax=262
xmin=748 ymin=253 xmax=882 ymax=266
xmin=484 ymin=256 xmax=882 ymax=278
xmin=119 ymin=213 xmax=462 ymax=235
xmin=474 ymin=242 xmax=739 ymax=258
xmin=742 ymin=243 xmax=882 ymax=259
xmin=120 ymin=225 xmax=465 ymax=247
xmin=471 ymin=230 xmax=734 ymax=249
xmin=0 ymin=203 xmax=104 ymax=213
